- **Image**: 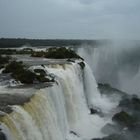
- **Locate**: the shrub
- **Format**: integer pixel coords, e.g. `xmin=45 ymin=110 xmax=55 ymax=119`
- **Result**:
xmin=0 ymin=55 xmax=11 ymax=68
xmin=2 ymin=61 xmax=26 ymax=74
xmin=31 ymin=47 xmax=83 ymax=60
xmin=112 ymin=111 xmax=136 ymax=126
xmin=119 ymin=95 xmax=140 ymax=110
xmin=2 ymin=61 xmax=52 ymax=84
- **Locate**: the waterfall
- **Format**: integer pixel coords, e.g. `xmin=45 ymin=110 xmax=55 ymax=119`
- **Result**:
xmin=78 ymin=42 xmax=140 ymax=95
xmin=0 ymin=62 xmax=110 ymax=140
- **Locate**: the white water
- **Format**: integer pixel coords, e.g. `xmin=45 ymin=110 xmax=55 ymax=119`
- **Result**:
xmin=0 ymin=62 xmax=114 ymax=140
xmin=78 ymin=42 xmax=140 ymax=95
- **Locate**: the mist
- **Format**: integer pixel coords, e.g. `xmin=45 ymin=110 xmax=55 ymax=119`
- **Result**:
xmin=77 ymin=40 xmax=140 ymax=95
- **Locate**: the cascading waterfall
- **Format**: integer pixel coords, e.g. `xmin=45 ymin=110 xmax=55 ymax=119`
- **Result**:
xmin=77 ymin=42 xmax=140 ymax=95
xmin=83 ymin=63 xmax=117 ymax=113
xmin=0 ymin=62 xmax=111 ymax=140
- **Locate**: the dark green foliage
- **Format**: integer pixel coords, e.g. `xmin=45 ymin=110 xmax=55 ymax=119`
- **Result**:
xmin=34 ymin=69 xmax=51 ymax=83
xmin=0 ymin=49 xmax=17 ymax=55
xmin=0 ymin=55 xmax=11 ymax=68
xmin=98 ymin=83 xmax=126 ymax=96
xmin=2 ymin=61 xmax=26 ymax=74
xmin=45 ymin=47 xmax=83 ymax=59
xmin=12 ymin=69 xmax=36 ymax=84
xmin=44 ymin=47 xmax=83 ymax=59
xmin=78 ymin=61 xmax=85 ymax=69
xmin=31 ymin=47 xmax=83 ymax=59
xmin=16 ymin=48 xmax=33 ymax=55
xmin=119 ymin=96 xmax=140 ymax=110
xmin=31 ymin=51 xmax=44 ymax=57
xmin=0 ymin=38 xmax=100 ymax=48
xmin=112 ymin=111 xmax=136 ymax=126
xmin=2 ymin=61 xmax=36 ymax=84
xmin=2 ymin=61 xmax=52 ymax=84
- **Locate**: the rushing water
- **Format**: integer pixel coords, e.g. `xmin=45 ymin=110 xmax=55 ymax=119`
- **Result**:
xmin=0 ymin=62 xmax=114 ymax=140
xmin=1 ymin=42 xmax=140 ymax=140
xmin=78 ymin=41 xmax=140 ymax=95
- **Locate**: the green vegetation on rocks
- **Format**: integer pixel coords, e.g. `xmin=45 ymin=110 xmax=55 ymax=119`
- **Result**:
xmin=2 ymin=61 xmax=53 ymax=84
xmin=0 ymin=55 xmax=11 ymax=69
xmin=119 ymin=95 xmax=140 ymax=110
xmin=112 ymin=111 xmax=136 ymax=126
xmin=31 ymin=47 xmax=83 ymax=60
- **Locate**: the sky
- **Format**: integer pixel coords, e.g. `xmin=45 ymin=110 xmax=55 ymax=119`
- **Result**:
xmin=0 ymin=0 xmax=140 ymax=39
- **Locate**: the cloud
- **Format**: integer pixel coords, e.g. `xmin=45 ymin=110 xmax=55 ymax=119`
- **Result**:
xmin=0 ymin=0 xmax=140 ymax=39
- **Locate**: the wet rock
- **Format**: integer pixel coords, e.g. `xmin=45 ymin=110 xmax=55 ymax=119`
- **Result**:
xmin=119 ymin=95 xmax=140 ymax=110
xmin=98 ymin=83 xmax=126 ymax=96
xmin=0 ymin=131 xmax=6 ymax=140
xmin=112 ymin=111 xmax=136 ymax=127
xmin=101 ymin=123 xmax=120 ymax=135
xmin=70 ymin=131 xmax=79 ymax=137
xmin=90 ymin=108 xmax=98 ymax=114
xmin=78 ymin=61 xmax=85 ymax=69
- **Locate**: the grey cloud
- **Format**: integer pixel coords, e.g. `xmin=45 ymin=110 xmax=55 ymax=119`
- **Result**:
xmin=0 ymin=0 xmax=140 ymax=39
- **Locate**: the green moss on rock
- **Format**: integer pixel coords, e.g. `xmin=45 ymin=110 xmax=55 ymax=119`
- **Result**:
xmin=2 ymin=61 xmax=53 ymax=84
xmin=31 ymin=47 xmax=83 ymax=60
xmin=112 ymin=111 xmax=136 ymax=126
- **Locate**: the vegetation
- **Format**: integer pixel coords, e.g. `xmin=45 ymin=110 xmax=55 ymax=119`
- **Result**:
xmin=0 ymin=38 xmax=100 ymax=48
xmin=112 ymin=111 xmax=136 ymax=126
xmin=0 ymin=49 xmax=16 ymax=55
xmin=119 ymin=95 xmax=140 ymax=110
xmin=98 ymin=83 xmax=126 ymax=96
xmin=0 ymin=55 xmax=11 ymax=69
xmin=31 ymin=47 xmax=83 ymax=60
xmin=2 ymin=61 xmax=52 ymax=84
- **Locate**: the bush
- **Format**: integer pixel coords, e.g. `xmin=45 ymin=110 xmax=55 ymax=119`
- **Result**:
xmin=119 ymin=95 xmax=140 ymax=110
xmin=0 ymin=55 xmax=11 ymax=68
xmin=2 ymin=61 xmax=53 ymax=84
xmin=0 ymin=49 xmax=16 ymax=55
xmin=31 ymin=51 xmax=44 ymax=57
xmin=2 ymin=61 xmax=26 ymax=74
xmin=112 ymin=111 xmax=136 ymax=126
xmin=31 ymin=47 xmax=83 ymax=60
xmin=12 ymin=69 xmax=36 ymax=84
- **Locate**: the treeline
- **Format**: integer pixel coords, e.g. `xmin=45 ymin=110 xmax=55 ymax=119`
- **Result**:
xmin=0 ymin=38 xmax=102 ymax=48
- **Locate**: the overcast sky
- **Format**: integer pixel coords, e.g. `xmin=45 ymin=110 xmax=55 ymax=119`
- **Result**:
xmin=0 ymin=0 xmax=140 ymax=39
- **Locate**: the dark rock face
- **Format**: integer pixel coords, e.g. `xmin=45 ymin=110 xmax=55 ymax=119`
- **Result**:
xmin=112 ymin=111 xmax=136 ymax=127
xmin=119 ymin=95 xmax=140 ymax=111
xmin=101 ymin=124 xmax=120 ymax=135
xmin=95 ymin=83 xmax=140 ymax=140
xmin=78 ymin=62 xmax=85 ymax=70
xmin=70 ymin=131 xmax=79 ymax=137
xmin=90 ymin=108 xmax=98 ymax=114
xmin=0 ymin=131 xmax=7 ymax=140
xmin=98 ymin=83 xmax=126 ymax=96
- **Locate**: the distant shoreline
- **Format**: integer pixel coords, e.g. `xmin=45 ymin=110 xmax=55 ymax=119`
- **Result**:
xmin=0 ymin=38 xmax=108 ymax=48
